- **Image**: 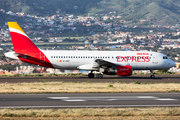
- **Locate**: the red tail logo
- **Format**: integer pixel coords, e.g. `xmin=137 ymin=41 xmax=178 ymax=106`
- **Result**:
xmin=8 ymin=22 xmax=54 ymax=68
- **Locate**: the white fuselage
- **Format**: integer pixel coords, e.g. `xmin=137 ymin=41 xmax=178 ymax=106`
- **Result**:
xmin=42 ymin=50 xmax=175 ymax=70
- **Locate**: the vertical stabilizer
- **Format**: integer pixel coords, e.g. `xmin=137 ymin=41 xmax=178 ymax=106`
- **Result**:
xmin=7 ymin=22 xmax=54 ymax=68
xmin=8 ymin=22 xmax=39 ymax=54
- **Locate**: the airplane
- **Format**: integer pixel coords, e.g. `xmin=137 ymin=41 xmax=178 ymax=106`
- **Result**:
xmin=4 ymin=22 xmax=175 ymax=79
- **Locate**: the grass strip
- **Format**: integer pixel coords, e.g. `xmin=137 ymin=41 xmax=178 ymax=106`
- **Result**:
xmin=0 ymin=73 xmax=86 ymax=78
xmin=0 ymin=82 xmax=180 ymax=93
xmin=0 ymin=107 xmax=180 ymax=119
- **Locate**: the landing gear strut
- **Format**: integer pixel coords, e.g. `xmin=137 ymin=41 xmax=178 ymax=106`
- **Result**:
xmin=96 ymin=73 xmax=103 ymax=79
xmin=88 ymin=72 xmax=94 ymax=78
xmin=150 ymin=70 xmax=155 ymax=79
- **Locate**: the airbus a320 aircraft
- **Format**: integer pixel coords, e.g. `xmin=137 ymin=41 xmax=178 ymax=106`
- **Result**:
xmin=5 ymin=22 xmax=175 ymax=79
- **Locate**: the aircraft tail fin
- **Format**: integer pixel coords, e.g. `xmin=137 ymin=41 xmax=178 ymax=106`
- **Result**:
xmin=7 ymin=22 xmax=54 ymax=68
xmin=8 ymin=22 xmax=39 ymax=54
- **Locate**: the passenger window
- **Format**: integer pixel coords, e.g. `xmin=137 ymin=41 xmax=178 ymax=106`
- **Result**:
xmin=51 ymin=56 xmax=53 ymax=58
xmin=56 ymin=56 xmax=58 ymax=58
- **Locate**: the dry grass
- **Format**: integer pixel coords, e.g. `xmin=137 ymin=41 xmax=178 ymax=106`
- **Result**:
xmin=1 ymin=116 xmax=180 ymax=120
xmin=0 ymin=73 xmax=86 ymax=78
xmin=0 ymin=107 xmax=180 ymax=119
xmin=0 ymin=82 xmax=180 ymax=93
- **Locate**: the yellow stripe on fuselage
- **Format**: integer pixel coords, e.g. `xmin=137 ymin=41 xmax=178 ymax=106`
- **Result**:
xmin=7 ymin=22 xmax=26 ymax=34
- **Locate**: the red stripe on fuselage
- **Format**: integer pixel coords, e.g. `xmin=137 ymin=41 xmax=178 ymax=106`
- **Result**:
xmin=10 ymin=32 xmax=54 ymax=68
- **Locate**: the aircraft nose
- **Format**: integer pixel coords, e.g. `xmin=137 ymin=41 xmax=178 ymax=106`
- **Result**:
xmin=170 ymin=59 xmax=176 ymax=67
xmin=172 ymin=60 xmax=176 ymax=67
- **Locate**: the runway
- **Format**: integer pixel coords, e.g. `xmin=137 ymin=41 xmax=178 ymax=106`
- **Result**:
xmin=0 ymin=93 xmax=180 ymax=108
xmin=0 ymin=74 xmax=180 ymax=83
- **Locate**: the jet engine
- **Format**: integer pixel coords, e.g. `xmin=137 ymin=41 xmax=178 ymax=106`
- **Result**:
xmin=102 ymin=65 xmax=132 ymax=76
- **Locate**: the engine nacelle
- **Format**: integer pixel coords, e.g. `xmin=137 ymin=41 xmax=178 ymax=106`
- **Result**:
xmin=103 ymin=67 xmax=117 ymax=75
xmin=103 ymin=65 xmax=132 ymax=76
xmin=116 ymin=65 xmax=132 ymax=76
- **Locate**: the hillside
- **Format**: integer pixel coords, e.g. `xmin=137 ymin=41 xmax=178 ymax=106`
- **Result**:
xmin=0 ymin=0 xmax=101 ymax=16
xmin=89 ymin=0 xmax=180 ymax=23
xmin=1 ymin=0 xmax=180 ymax=24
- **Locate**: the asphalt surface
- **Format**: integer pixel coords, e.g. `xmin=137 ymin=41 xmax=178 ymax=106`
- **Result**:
xmin=0 ymin=74 xmax=180 ymax=83
xmin=0 ymin=93 xmax=180 ymax=108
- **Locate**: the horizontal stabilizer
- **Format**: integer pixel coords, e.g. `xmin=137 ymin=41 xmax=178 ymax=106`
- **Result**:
xmin=13 ymin=53 xmax=32 ymax=57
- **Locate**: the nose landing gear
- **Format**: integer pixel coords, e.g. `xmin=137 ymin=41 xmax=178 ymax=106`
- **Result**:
xmin=150 ymin=70 xmax=155 ymax=79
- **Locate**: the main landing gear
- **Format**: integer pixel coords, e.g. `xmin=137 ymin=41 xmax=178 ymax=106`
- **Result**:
xmin=96 ymin=73 xmax=103 ymax=79
xmin=88 ymin=72 xmax=94 ymax=78
xmin=150 ymin=70 xmax=155 ymax=79
xmin=88 ymin=72 xmax=103 ymax=79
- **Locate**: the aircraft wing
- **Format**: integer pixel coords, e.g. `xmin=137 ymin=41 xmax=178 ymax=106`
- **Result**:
xmin=95 ymin=59 xmax=119 ymax=67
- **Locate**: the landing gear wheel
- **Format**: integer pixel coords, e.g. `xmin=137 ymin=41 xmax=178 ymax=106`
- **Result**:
xmin=150 ymin=75 xmax=155 ymax=79
xmin=88 ymin=73 xmax=94 ymax=78
xmin=150 ymin=70 xmax=155 ymax=79
xmin=97 ymin=74 xmax=103 ymax=79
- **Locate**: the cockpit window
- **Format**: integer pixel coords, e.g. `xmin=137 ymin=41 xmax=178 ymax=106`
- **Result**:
xmin=163 ymin=56 xmax=168 ymax=59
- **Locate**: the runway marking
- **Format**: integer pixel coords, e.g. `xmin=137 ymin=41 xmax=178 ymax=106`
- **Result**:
xmin=156 ymin=98 xmax=178 ymax=101
xmin=64 ymin=99 xmax=86 ymax=102
xmin=47 ymin=96 xmax=178 ymax=101
xmin=107 ymin=99 xmax=118 ymax=101
xmin=137 ymin=96 xmax=157 ymax=99
xmin=47 ymin=97 xmax=69 ymax=99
